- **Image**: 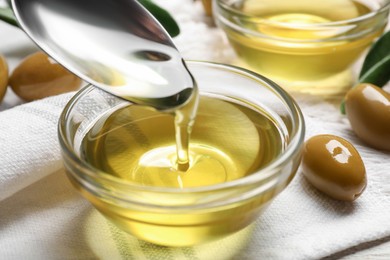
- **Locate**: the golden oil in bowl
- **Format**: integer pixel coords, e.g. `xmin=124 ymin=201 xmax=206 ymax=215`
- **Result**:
xmin=215 ymin=0 xmax=389 ymax=95
xmin=75 ymin=95 xmax=283 ymax=246
xmin=81 ymin=96 xmax=283 ymax=188
xmin=59 ymin=61 xmax=304 ymax=246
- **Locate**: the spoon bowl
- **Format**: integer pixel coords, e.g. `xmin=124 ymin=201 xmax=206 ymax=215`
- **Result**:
xmin=11 ymin=0 xmax=195 ymax=110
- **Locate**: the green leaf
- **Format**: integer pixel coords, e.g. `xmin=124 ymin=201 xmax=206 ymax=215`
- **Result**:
xmin=138 ymin=0 xmax=180 ymax=37
xmin=340 ymin=101 xmax=346 ymax=115
xmin=359 ymin=30 xmax=390 ymax=86
xmin=340 ymin=30 xmax=390 ymax=114
xmin=0 ymin=7 xmax=18 ymax=27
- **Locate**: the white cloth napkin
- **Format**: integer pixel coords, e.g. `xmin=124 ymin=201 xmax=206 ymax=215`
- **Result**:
xmin=1 ymin=0 xmax=390 ymax=259
xmin=0 ymin=93 xmax=74 ymax=201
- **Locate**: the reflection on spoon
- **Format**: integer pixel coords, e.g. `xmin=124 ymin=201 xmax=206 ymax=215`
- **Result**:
xmin=11 ymin=0 xmax=196 ymax=110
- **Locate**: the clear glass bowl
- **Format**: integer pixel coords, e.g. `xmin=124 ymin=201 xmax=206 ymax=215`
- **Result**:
xmin=214 ymin=0 xmax=390 ymax=96
xmin=58 ymin=61 xmax=305 ymax=246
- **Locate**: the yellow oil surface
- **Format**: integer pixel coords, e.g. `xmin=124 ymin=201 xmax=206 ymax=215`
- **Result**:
xmin=82 ymin=96 xmax=282 ymax=187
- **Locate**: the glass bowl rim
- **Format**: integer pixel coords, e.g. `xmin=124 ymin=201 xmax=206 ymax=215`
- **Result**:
xmin=58 ymin=60 xmax=305 ymax=194
xmin=215 ymin=0 xmax=390 ymax=28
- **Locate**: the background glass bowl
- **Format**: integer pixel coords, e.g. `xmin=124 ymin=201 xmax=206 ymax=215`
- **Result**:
xmin=214 ymin=0 xmax=390 ymax=96
xmin=58 ymin=61 xmax=305 ymax=246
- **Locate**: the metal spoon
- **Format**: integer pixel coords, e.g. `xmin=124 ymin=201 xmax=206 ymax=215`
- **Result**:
xmin=11 ymin=0 xmax=196 ymax=110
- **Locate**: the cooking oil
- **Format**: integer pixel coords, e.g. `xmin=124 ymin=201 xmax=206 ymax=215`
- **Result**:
xmin=219 ymin=0 xmax=383 ymax=95
xmin=81 ymin=95 xmax=283 ymax=188
xmin=75 ymin=94 xmax=286 ymax=246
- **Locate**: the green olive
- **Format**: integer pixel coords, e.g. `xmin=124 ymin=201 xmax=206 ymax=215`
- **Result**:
xmin=302 ymin=135 xmax=366 ymax=201
xmin=345 ymin=83 xmax=390 ymax=151
xmin=0 ymin=55 xmax=8 ymax=102
xmin=9 ymin=51 xmax=82 ymax=101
